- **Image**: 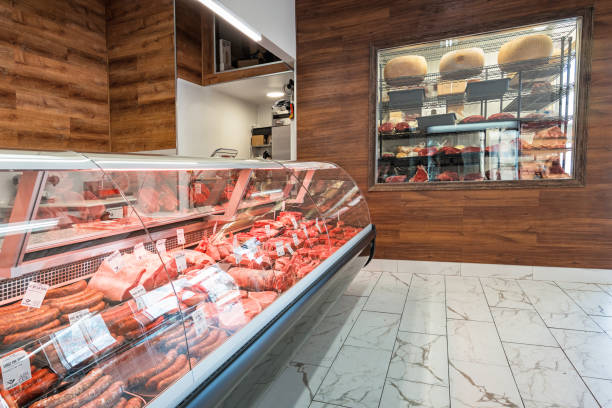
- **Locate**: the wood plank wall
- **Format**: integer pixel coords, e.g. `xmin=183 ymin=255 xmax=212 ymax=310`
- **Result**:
xmin=176 ymin=0 xmax=202 ymax=84
xmin=0 ymin=0 xmax=110 ymax=152
xmin=295 ymin=0 xmax=612 ymax=268
xmin=106 ymin=0 xmax=176 ymax=152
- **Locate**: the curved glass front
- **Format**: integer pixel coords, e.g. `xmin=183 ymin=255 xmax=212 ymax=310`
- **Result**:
xmin=0 ymin=153 xmax=371 ymax=408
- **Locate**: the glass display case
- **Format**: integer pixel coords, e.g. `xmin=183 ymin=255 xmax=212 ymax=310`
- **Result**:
xmin=0 ymin=150 xmax=374 ymax=408
xmin=370 ymin=14 xmax=591 ymax=189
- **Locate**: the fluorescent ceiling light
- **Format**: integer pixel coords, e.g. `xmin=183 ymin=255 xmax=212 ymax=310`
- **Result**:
xmin=198 ymin=0 xmax=262 ymax=42
xmin=266 ymin=91 xmax=284 ymax=98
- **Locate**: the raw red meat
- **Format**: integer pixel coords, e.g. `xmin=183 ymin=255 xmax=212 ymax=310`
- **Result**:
xmin=394 ymin=122 xmax=410 ymax=132
xmin=190 ymin=183 xmax=210 ymax=205
xmin=487 ymin=112 xmax=515 ymax=121
xmin=418 ymin=147 xmax=438 ymax=156
xmin=385 ymin=175 xmax=407 ymax=183
xmin=461 ymin=146 xmax=481 ymax=153
xmin=535 ymin=126 xmax=564 ymax=139
xmin=137 ymin=187 xmax=160 ymax=213
xmin=410 ymin=165 xmax=428 ymax=182
xmin=159 ymin=184 xmax=178 ymax=211
xmin=88 ymin=253 xmax=148 ymax=302
xmin=378 ymin=122 xmax=394 ymax=134
xmin=248 ymin=291 xmax=278 ymax=309
xmin=463 ymin=173 xmax=484 ymax=181
xmin=460 ymin=115 xmax=485 ymax=124
xmin=439 ymin=146 xmax=461 ymax=155
xmin=436 ymin=171 xmax=459 ymax=181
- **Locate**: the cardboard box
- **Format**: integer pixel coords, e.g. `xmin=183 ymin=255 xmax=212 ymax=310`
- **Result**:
xmin=437 ymin=80 xmax=467 ymax=96
xmin=252 ymin=135 xmax=266 ymax=146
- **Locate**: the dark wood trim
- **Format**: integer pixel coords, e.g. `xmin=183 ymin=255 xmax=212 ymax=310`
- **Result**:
xmin=203 ymin=62 xmax=293 ymax=86
xmin=367 ymin=7 xmax=594 ymax=191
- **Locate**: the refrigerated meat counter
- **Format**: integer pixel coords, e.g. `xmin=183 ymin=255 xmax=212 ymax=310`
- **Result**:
xmin=0 ymin=150 xmax=375 ymax=408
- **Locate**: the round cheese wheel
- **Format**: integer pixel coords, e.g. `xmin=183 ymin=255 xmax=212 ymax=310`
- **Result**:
xmin=498 ymin=34 xmax=553 ymax=70
xmin=439 ymin=48 xmax=485 ymax=79
xmin=383 ymin=55 xmax=427 ymax=86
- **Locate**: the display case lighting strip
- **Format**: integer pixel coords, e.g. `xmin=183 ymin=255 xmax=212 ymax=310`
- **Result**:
xmin=427 ymin=120 xmax=519 ymax=134
xmin=197 ymin=0 xmax=262 ymax=42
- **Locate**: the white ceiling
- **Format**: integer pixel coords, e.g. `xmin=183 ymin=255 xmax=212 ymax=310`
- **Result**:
xmin=211 ymin=70 xmax=294 ymax=106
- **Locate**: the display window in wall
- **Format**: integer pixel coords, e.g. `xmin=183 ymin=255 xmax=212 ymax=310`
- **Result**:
xmin=370 ymin=14 xmax=591 ymax=190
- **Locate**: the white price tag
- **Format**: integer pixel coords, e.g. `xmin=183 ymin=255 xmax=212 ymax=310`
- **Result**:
xmin=195 ymin=183 xmax=202 ymax=194
xmin=129 ymin=285 xmax=147 ymax=309
xmin=175 ymin=252 xmax=187 ymax=273
xmin=176 ymin=228 xmax=185 ymax=245
xmin=0 ymin=395 xmax=9 ymax=408
xmin=275 ymin=242 xmax=285 ymax=257
xmin=0 ymin=350 xmax=31 ymax=390
xmin=281 ymin=201 xmax=286 ymax=211
xmin=212 ymin=221 xmax=218 ymax=235
xmin=80 ymin=314 xmax=116 ymax=353
xmin=134 ymin=242 xmax=147 ymax=261
xmin=291 ymin=217 xmax=298 ymax=229
xmin=264 ymin=224 xmax=271 ymax=236
xmin=292 ymin=233 xmax=299 ymax=247
xmin=107 ymin=206 xmax=123 ymax=219
xmin=156 ymin=239 xmax=167 ymax=256
xmin=255 ymin=256 xmax=263 ymax=264
xmin=21 ymin=281 xmax=49 ymax=308
xmin=285 ymin=243 xmax=294 ymax=255
xmin=68 ymin=309 xmax=91 ymax=325
xmin=302 ymin=225 xmax=309 ymax=238
xmin=316 ymin=218 xmax=322 ymax=233
xmin=105 ymin=250 xmax=122 ymax=273
xmin=192 ymin=307 xmax=208 ymax=336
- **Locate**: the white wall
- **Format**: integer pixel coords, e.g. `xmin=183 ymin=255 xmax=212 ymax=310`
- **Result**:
xmin=176 ymin=79 xmax=257 ymax=159
xmin=256 ymin=103 xmax=272 ymax=127
xmin=218 ymin=0 xmax=296 ymax=60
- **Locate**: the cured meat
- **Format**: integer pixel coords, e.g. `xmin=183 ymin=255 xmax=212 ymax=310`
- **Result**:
xmin=460 ymin=115 xmax=485 ymax=123
xmin=439 ymin=146 xmax=461 ymax=155
xmin=436 ymin=171 xmax=459 ymax=181
xmin=409 ymin=165 xmax=428 ymax=183
xmin=136 ymin=187 xmax=160 ymax=214
xmin=190 ymin=182 xmax=210 ymax=205
xmin=385 ymin=175 xmax=407 ymax=183
xmin=88 ymin=253 xmax=148 ymax=302
xmin=535 ymin=125 xmax=564 ymax=139
xmin=463 ymin=173 xmax=484 ymax=181
xmin=418 ymin=146 xmax=438 ymax=156
xmin=394 ymin=122 xmax=410 ymax=132
xmin=377 ymin=122 xmax=394 ymax=134
xmin=487 ymin=112 xmax=515 ymax=121
xmin=218 ymin=298 xmax=260 ymax=331
xmin=461 ymin=146 xmax=481 ymax=153
xmin=159 ymin=184 xmax=178 ymax=211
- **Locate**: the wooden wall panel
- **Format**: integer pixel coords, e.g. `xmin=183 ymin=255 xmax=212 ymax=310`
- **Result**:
xmin=296 ymin=0 xmax=612 ymax=268
xmin=176 ymin=0 xmax=202 ymax=84
xmin=0 ymin=0 xmax=110 ymax=152
xmin=107 ymin=0 xmax=176 ymax=152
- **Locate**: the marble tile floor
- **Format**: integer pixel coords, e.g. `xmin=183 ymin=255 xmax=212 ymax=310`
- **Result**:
xmin=252 ymin=266 xmax=612 ymax=408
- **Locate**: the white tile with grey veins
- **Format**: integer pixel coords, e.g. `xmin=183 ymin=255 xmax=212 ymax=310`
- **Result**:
xmin=344 ymin=270 xmax=381 ymax=297
xmin=550 ymin=328 xmax=612 ymax=380
xmin=397 ymin=260 xmax=460 ymax=275
xmin=504 ymin=342 xmax=598 ymax=408
xmin=309 ymin=402 xmax=347 ymax=408
xmin=364 ymin=272 xmax=411 ymax=314
xmin=491 ymin=308 xmax=557 ymax=346
xmin=314 ymin=345 xmax=391 ymax=408
xmin=293 ymin=295 xmax=366 ymax=367
xmin=345 ymin=310 xmax=400 ymax=351
xmin=481 ymin=278 xmax=533 ymax=309
xmin=254 ymin=362 xmax=329 ymax=408
xmin=406 ymin=274 xmax=446 ymax=303
xmin=518 ymin=280 xmax=601 ymax=331
xmin=565 ymin=290 xmax=612 ymax=316
xmin=592 ymin=315 xmax=612 ymax=335
xmin=460 ymin=262 xmax=533 ymax=279
xmin=380 ymin=378 xmax=450 ymax=408
xmin=449 ymin=360 xmax=523 ymax=408
xmin=583 ymin=377 xmax=612 ymax=408
xmin=447 ymin=320 xmax=508 ymax=366
xmin=400 ymin=301 xmax=447 ymax=335
xmin=556 ymin=282 xmax=604 ymax=291
xmin=446 ymin=276 xmax=492 ymax=321
xmin=387 ymin=331 xmax=448 ymax=386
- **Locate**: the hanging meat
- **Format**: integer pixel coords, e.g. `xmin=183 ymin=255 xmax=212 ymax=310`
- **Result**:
xmin=410 ymin=165 xmax=428 ymax=182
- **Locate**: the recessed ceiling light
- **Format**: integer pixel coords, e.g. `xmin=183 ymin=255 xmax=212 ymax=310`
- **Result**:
xmin=266 ymin=91 xmax=284 ymax=98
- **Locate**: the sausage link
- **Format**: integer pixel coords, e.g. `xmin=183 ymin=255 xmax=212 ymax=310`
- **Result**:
xmin=8 ymin=368 xmax=49 ymax=402
xmin=114 ymin=397 xmax=127 ymax=408
xmin=127 ymin=349 xmax=177 ymax=389
xmin=188 ymin=329 xmax=221 ymax=356
xmin=0 ymin=308 xmax=59 ymax=335
xmin=3 ymin=319 xmax=61 ymax=345
xmin=55 ymin=375 xmax=113 ymax=408
xmin=45 ymin=281 xmax=87 ymax=299
xmin=156 ymin=359 xmax=190 ymax=392
xmin=193 ymin=330 xmax=228 ymax=359
xmin=15 ymin=372 xmax=57 ymax=405
xmin=30 ymin=368 xmax=104 ymax=408
xmin=81 ymin=381 xmax=123 ymax=408
xmin=58 ymin=292 xmax=104 ymax=314
xmin=44 ymin=290 xmax=94 ymax=308
xmin=144 ymin=354 xmax=187 ymax=391
xmin=0 ymin=305 xmax=53 ymax=321
xmin=124 ymin=398 xmax=143 ymax=408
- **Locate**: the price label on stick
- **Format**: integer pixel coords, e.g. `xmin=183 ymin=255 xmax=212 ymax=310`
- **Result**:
xmin=68 ymin=309 xmax=91 ymax=325
xmin=21 ymin=281 xmax=49 ymax=308
xmin=105 ymin=250 xmax=123 ymax=273
xmin=302 ymin=225 xmax=309 ymax=239
xmin=192 ymin=307 xmax=208 ymax=336
xmin=213 ymin=221 xmax=218 ymax=235
xmin=275 ymin=242 xmax=285 ymax=257
xmin=265 ymin=224 xmax=271 ymax=236
xmin=0 ymin=350 xmax=31 ymax=390
xmin=292 ymin=233 xmax=299 ymax=247
xmin=291 ymin=217 xmax=298 ymax=229
xmin=285 ymin=243 xmax=294 ymax=255
xmin=195 ymin=183 xmax=202 ymax=194
xmin=176 ymin=228 xmax=185 ymax=245
xmin=0 ymin=395 xmax=10 ymax=408
xmin=175 ymin=253 xmax=187 ymax=273
xmin=316 ymin=218 xmax=322 ymax=233
xmin=133 ymin=242 xmax=147 ymax=261
xmin=156 ymin=239 xmax=167 ymax=256
xmin=129 ymin=285 xmax=147 ymax=309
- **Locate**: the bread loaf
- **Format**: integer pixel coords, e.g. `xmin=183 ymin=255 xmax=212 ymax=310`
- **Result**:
xmin=384 ymin=55 xmax=427 ymax=86
xmin=439 ymin=48 xmax=485 ymax=79
xmin=498 ymin=34 xmax=553 ymax=70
